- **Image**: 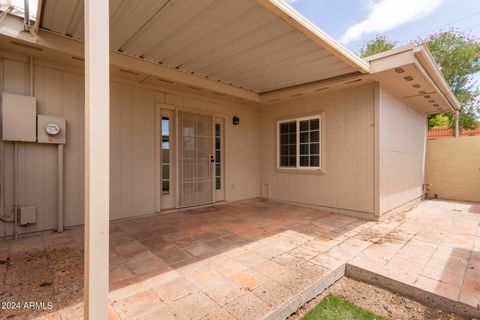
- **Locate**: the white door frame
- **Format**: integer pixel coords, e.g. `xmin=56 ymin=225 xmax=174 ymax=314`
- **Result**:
xmin=155 ymin=103 xmax=229 ymax=210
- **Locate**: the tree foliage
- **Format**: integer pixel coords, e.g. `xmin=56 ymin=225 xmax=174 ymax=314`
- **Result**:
xmin=360 ymin=35 xmax=396 ymax=58
xmin=420 ymin=30 xmax=480 ymax=130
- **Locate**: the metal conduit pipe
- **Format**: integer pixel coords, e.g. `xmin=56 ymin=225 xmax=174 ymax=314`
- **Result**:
xmin=14 ymin=141 xmax=18 ymax=239
xmin=23 ymin=0 xmax=30 ymax=31
xmin=57 ymin=144 xmax=64 ymax=232
xmin=12 ymin=56 xmax=35 ymax=239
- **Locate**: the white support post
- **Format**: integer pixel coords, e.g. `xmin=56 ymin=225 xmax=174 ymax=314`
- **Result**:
xmin=84 ymin=0 xmax=110 ymax=319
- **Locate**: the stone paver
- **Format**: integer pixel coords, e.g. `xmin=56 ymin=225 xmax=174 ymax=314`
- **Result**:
xmin=0 ymin=199 xmax=479 ymax=319
xmin=348 ymin=200 xmax=480 ymax=317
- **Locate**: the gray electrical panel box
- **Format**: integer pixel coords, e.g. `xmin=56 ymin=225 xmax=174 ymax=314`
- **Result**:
xmin=2 ymin=93 xmax=37 ymax=142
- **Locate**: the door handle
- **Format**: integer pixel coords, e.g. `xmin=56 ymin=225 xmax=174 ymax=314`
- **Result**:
xmin=210 ymin=155 xmax=215 ymax=163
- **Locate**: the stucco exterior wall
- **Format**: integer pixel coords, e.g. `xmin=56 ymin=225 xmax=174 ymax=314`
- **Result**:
xmin=427 ymin=136 xmax=480 ymax=202
xmin=259 ymin=84 xmax=376 ymax=216
xmin=377 ymin=87 xmax=427 ymax=214
xmin=0 ymin=55 xmax=260 ymax=236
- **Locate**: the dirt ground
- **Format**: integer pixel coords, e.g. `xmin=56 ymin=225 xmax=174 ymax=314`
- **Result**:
xmin=288 ymin=277 xmax=466 ymax=320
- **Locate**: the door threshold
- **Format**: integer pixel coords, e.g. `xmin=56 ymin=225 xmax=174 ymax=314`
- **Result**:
xmin=160 ymin=201 xmax=227 ymax=214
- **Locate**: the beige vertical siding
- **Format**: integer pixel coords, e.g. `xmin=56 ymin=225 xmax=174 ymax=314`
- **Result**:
xmin=0 ymin=56 xmax=259 ymax=236
xmin=427 ymin=136 xmax=480 ymax=202
xmin=378 ymin=87 xmax=426 ymax=214
xmin=260 ymin=84 xmax=376 ymax=215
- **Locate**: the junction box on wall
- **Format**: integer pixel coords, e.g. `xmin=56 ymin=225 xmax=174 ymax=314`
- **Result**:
xmin=1 ymin=92 xmax=67 ymax=237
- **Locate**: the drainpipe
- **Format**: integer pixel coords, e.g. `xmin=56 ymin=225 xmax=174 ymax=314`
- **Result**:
xmin=23 ymin=0 xmax=30 ymax=32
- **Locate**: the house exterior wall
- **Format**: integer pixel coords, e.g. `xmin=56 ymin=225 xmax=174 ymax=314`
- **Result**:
xmin=0 ymin=52 xmax=432 ymax=237
xmin=259 ymin=84 xmax=376 ymax=216
xmin=0 ymin=56 xmax=259 ymax=236
xmin=377 ymin=86 xmax=427 ymax=215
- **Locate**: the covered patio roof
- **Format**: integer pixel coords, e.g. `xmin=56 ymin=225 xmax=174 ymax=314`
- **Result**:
xmin=38 ymin=0 xmax=369 ymax=93
xmin=0 ymin=1 xmax=459 ymax=112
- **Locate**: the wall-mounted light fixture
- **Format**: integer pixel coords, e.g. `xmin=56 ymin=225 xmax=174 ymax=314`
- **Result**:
xmin=233 ymin=116 xmax=240 ymax=126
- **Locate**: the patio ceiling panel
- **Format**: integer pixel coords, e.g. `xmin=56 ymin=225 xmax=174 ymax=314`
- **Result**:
xmin=109 ymin=0 xmax=171 ymax=50
xmin=39 ymin=0 xmax=368 ymax=93
xmin=41 ymin=0 xmax=83 ymax=38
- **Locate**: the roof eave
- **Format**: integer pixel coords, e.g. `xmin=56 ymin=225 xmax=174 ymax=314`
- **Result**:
xmin=413 ymin=45 xmax=460 ymax=111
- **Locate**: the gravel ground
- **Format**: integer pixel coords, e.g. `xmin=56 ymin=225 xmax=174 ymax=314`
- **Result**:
xmin=288 ymin=277 xmax=466 ymax=320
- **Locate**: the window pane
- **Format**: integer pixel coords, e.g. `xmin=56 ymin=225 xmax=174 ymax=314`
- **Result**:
xmin=310 ymin=143 xmax=319 ymax=155
xmin=300 ymin=156 xmax=309 ymax=167
xmin=299 ymin=120 xmax=309 ymax=132
xmin=162 ymin=117 xmax=170 ymax=136
xmin=310 ymin=156 xmax=320 ymax=167
xmin=215 ymin=123 xmax=222 ymax=191
xmin=162 ymin=165 xmax=169 ymax=180
xmin=310 ymin=119 xmax=320 ymax=130
xmin=288 ymin=145 xmax=296 ymax=155
xmin=300 ymin=143 xmax=309 ymax=155
xmin=289 ymin=133 xmax=296 ymax=144
xmin=310 ymin=130 xmax=319 ymax=143
xmin=161 ymin=116 xmax=171 ymax=194
xmin=300 ymin=132 xmax=309 ymax=143
xmin=288 ymin=156 xmax=296 ymax=167
xmin=162 ymin=181 xmax=169 ymax=193
xmin=162 ymin=149 xmax=170 ymax=163
xmin=279 ymin=121 xmax=297 ymax=167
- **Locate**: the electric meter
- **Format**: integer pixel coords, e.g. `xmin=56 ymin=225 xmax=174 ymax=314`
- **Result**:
xmin=45 ymin=123 xmax=61 ymax=136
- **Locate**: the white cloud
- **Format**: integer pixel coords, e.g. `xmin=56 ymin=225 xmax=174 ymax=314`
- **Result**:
xmin=340 ymin=0 xmax=442 ymax=43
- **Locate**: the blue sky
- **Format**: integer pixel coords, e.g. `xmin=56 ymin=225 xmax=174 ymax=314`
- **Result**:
xmin=287 ymin=0 xmax=480 ymax=54
xmin=286 ymin=0 xmax=480 ymax=88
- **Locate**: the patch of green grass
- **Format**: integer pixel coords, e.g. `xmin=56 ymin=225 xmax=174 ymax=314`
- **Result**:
xmin=301 ymin=294 xmax=388 ymax=320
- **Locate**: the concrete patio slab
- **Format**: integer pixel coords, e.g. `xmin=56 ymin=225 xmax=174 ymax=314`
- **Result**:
xmin=0 ymin=199 xmax=479 ymax=319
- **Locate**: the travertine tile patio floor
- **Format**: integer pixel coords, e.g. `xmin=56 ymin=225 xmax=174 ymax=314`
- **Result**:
xmin=0 ymin=199 xmax=479 ymax=319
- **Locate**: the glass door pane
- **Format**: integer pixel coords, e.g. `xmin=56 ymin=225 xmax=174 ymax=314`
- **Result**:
xmin=177 ymin=111 xmax=214 ymax=208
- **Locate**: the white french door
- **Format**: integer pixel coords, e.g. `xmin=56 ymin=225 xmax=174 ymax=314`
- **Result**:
xmin=176 ymin=111 xmax=215 ymax=208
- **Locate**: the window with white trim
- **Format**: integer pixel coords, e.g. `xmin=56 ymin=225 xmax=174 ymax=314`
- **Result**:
xmin=277 ymin=115 xmax=321 ymax=170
